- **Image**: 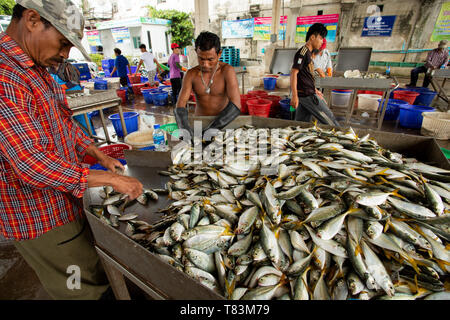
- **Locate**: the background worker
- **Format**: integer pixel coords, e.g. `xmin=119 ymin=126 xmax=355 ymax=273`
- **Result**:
xmin=135 ymin=44 xmax=162 ymax=86
xmin=174 ymin=32 xmax=241 ymax=140
xmin=168 ymin=43 xmax=185 ymax=105
xmin=0 ymin=1 xmax=143 ymax=300
xmin=407 ymin=40 xmax=449 ymax=88
xmin=312 ymin=37 xmax=333 ymax=78
xmin=110 ymin=48 xmax=132 ymax=90
xmin=290 ymin=23 xmax=340 ymax=127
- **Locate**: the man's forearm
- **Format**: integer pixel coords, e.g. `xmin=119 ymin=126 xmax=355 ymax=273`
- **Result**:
xmin=85 ymin=144 xmax=108 ymax=162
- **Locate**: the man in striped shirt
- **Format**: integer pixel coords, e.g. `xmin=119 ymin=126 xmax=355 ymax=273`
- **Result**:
xmin=407 ymin=40 xmax=449 ymax=88
xmin=0 ymin=1 xmax=143 ymax=299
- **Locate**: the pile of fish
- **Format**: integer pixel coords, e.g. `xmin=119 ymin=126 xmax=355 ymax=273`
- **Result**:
xmin=99 ymin=125 xmax=450 ymax=300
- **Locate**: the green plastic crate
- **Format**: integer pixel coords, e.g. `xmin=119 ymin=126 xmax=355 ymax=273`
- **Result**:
xmin=441 ymin=148 xmax=450 ymax=160
xmin=161 ymin=123 xmax=179 ymax=139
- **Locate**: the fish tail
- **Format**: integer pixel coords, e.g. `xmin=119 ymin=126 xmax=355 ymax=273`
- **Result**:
xmin=355 ymin=243 xmax=363 ymax=257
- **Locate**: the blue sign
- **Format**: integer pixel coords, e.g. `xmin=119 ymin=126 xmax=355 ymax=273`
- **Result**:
xmin=362 ymin=15 xmax=397 ymax=37
xmin=222 ymin=19 xmax=254 ymax=39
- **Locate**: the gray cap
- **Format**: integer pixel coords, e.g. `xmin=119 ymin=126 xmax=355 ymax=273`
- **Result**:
xmin=16 ymin=0 xmax=91 ymax=61
xmin=438 ymin=40 xmax=448 ymax=49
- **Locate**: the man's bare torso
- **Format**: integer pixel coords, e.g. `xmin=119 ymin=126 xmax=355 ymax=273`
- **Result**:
xmin=191 ymin=62 xmax=230 ymax=116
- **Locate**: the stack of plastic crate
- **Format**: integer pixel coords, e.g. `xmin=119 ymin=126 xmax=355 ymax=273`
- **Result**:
xmin=220 ymin=46 xmax=240 ymax=67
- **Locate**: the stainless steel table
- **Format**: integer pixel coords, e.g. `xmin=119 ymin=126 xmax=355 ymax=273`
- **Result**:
xmin=316 ymin=77 xmax=397 ymax=129
xmin=68 ymin=90 xmax=128 ymax=145
xmin=430 ymin=69 xmax=450 ymax=110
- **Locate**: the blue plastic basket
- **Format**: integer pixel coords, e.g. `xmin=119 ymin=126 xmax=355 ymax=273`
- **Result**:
xmin=378 ymin=99 xmax=409 ymax=121
xmin=151 ymin=91 xmax=169 ymax=106
xmin=263 ymin=77 xmax=277 ymax=90
xmin=108 ymin=112 xmax=139 ymax=138
xmin=72 ymin=63 xmax=92 ymax=81
xmin=279 ymin=99 xmax=292 ymax=120
xmin=398 ymin=105 xmax=435 ymax=129
xmin=91 ymin=159 xmax=127 ymax=171
xmin=94 ymin=79 xmax=108 ymax=90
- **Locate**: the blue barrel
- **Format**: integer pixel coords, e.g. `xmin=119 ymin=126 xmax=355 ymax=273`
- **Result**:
xmin=108 ymin=112 xmax=139 ymax=138
xmin=279 ymin=99 xmax=292 ymax=120
xmin=378 ymin=99 xmax=409 ymax=121
xmin=73 ymin=113 xmax=96 ymax=136
xmin=398 ymin=105 xmax=435 ymax=129
xmin=263 ymin=77 xmax=277 ymax=90
xmin=414 ymin=90 xmax=438 ymax=107
xmin=142 ymin=89 xmax=154 ymax=104
xmin=151 ymin=91 xmax=169 ymax=106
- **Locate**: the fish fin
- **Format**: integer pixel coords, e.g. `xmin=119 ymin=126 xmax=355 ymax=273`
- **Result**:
xmin=379 ymin=176 xmax=391 ymax=185
xmin=445 ymin=244 xmax=450 ymax=251
xmin=384 ymin=217 xmax=391 ymax=233
xmin=390 ymin=189 xmax=406 ymax=200
xmin=376 ymin=168 xmax=390 ymax=176
xmin=414 ymin=274 xmax=419 ymax=294
xmin=345 ymin=206 xmax=361 ymax=215
xmin=355 ymin=243 xmax=363 ymax=257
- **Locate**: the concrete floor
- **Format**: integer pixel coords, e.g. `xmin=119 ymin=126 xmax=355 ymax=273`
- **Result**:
xmin=1 ymin=75 xmax=449 ymax=300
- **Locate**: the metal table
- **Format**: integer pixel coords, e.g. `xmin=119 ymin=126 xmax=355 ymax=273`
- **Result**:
xmin=84 ymin=116 xmax=449 ymax=300
xmin=68 ymin=90 xmax=128 ymax=145
xmin=316 ymin=77 xmax=397 ymax=130
xmin=430 ymin=68 xmax=450 ymax=110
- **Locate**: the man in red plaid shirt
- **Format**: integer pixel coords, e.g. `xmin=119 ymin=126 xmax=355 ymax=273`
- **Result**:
xmin=0 ymin=1 xmax=143 ymax=299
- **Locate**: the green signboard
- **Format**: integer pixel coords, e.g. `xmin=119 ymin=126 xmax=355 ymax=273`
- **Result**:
xmin=431 ymin=2 xmax=450 ymax=42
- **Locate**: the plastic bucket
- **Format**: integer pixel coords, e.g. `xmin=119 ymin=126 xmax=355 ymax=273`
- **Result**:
xmin=142 ymin=89 xmax=154 ymax=104
xmin=357 ymin=94 xmax=383 ymax=112
xmin=108 ymin=112 xmax=139 ymax=138
xmin=247 ymin=98 xmax=272 ymax=118
xmin=378 ymin=99 xmax=409 ymax=121
xmin=279 ymin=99 xmax=292 ymax=120
xmin=414 ymin=91 xmax=438 ymax=107
xmin=263 ymin=77 xmax=277 ymax=90
xmin=248 ymin=90 xmax=268 ymax=97
xmin=151 ymin=91 xmax=169 ymax=106
xmin=265 ymin=95 xmax=282 ymax=118
xmin=240 ymin=94 xmax=251 ymax=114
xmin=398 ymin=105 xmax=435 ymax=129
xmin=116 ymin=89 xmax=127 ymax=104
xmin=73 ymin=113 xmax=96 ymax=136
xmin=331 ymin=90 xmax=353 ymax=107
xmin=393 ymin=90 xmax=420 ymax=105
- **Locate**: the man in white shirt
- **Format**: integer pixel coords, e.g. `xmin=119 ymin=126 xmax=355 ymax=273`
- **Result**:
xmin=312 ymin=38 xmax=333 ymax=78
xmin=134 ymin=44 xmax=162 ymax=86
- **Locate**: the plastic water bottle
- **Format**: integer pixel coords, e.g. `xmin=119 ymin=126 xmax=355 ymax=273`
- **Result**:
xmin=153 ymin=124 xmax=166 ymax=151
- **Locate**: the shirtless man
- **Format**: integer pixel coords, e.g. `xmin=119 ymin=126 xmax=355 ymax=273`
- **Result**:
xmin=174 ymin=32 xmax=241 ymax=139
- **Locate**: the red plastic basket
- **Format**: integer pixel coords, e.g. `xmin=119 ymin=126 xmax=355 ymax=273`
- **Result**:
xmin=247 ymin=98 xmax=272 ymax=118
xmin=82 ymin=143 xmax=132 ymax=166
xmin=128 ymin=73 xmax=141 ymax=84
xmin=131 ymin=83 xmax=151 ymax=96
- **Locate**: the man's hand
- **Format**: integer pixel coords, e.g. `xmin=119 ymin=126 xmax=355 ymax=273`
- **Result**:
xmin=316 ymin=89 xmax=326 ymax=101
xmin=291 ymin=96 xmax=299 ymax=109
xmin=98 ymin=155 xmax=125 ymax=174
xmin=111 ymin=175 xmax=143 ymax=201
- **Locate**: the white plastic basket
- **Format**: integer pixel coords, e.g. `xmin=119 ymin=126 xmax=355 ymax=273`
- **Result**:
xmin=124 ymin=129 xmax=154 ymax=149
xmin=421 ymin=112 xmax=450 ymax=140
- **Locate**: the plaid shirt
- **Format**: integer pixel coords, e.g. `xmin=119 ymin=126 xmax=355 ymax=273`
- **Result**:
xmin=426 ymin=48 xmax=449 ymax=69
xmin=0 ymin=33 xmax=93 ymax=241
